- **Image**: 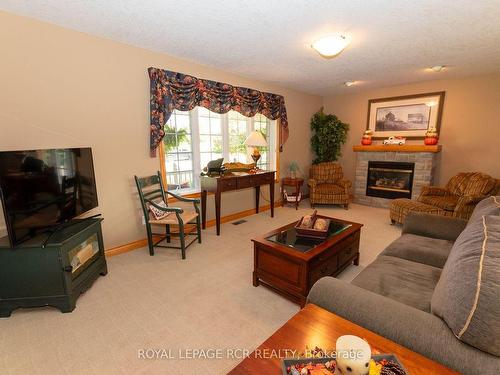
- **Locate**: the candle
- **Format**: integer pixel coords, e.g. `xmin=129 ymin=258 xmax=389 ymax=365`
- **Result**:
xmin=335 ymin=335 xmax=371 ymax=375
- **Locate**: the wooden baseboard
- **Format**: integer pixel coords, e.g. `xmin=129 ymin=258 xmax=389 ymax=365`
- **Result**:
xmin=105 ymin=200 xmax=283 ymax=257
xmin=105 ymin=238 xmax=153 ymax=257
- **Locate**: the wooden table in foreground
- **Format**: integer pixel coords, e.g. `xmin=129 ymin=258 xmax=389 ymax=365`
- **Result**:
xmin=228 ymin=304 xmax=458 ymax=375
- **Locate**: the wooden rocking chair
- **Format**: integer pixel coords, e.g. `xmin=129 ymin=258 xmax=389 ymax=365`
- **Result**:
xmin=134 ymin=172 xmax=201 ymax=259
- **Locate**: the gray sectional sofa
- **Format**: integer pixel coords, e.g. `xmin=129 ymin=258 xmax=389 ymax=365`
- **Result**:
xmin=307 ymin=196 xmax=500 ymax=375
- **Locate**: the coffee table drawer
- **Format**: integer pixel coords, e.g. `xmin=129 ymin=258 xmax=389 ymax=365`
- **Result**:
xmin=309 ymin=255 xmax=338 ymax=286
xmin=338 ymin=239 xmax=359 ymax=266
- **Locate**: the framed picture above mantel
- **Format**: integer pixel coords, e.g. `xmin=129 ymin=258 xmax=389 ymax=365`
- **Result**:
xmin=366 ymin=91 xmax=445 ymax=139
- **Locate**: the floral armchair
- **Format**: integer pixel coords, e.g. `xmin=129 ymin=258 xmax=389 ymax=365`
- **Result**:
xmin=418 ymin=172 xmax=500 ymax=220
xmin=308 ymin=162 xmax=351 ymax=209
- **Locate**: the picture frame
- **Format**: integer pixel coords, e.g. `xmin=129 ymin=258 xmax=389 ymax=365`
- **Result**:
xmin=366 ymin=91 xmax=445 ymax=139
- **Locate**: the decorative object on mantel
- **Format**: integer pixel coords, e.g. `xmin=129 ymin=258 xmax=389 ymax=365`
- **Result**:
xmin=361 ymin=129 xmax=373 ymax=145
xmin=148 ymin=67 xmax=288 ymax=157
xmin=383 ymin=136 xmax=406 ymax=145
xmin=367 ymin=91 xmax=445 ymax=139
xmin=424 ymin=126 xmax=439 ymax=145
xmin=311 ymin=108 xmax=349 ymax=164
xmin=353 ymin=144 xmax=442 ymax=153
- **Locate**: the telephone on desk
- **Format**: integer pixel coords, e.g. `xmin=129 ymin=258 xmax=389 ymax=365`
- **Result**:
xmin=200 ymin=158 xmax=226 ymax=177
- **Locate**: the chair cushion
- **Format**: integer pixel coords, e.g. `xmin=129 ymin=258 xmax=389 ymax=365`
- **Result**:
xmin=419 ymin=195 xmax=459 ymax=211
xmin=390 ymin=198 xmax=444 ymax=225
xmin=445 ymin=172 xmax=496 ymax=197
xmin=310 ymin=162 xmax=343 ymax=184
xmin=150 ymin=211 xmax=198 ymax=225
xmin=315 ymin=183 xmax=344 ymax=195
xmin=381 ymin=233 xmax=453 ymax=269
xmin=463 ymin=173 xmax=497 ymax=196
xmin=431 ymin=214 xmax=500 ymax=356
xmin=352 ymin=255 xmax=442 ymax=312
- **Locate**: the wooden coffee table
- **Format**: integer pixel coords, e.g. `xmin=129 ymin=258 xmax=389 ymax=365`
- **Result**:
xmin=252 ymin=216 xmax=362 ymax=307
xmin=228 ymin=304 xmax=458 ymax=375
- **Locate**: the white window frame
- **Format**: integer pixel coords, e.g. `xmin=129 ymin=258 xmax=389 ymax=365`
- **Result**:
xmin=160 ymin=107 xmax=278 ymax=194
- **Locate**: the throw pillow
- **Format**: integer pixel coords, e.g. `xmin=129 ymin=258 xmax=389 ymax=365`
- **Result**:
xmin=149 ymin=200 xmax=170 ymax=220
xmin=431 ymin=214 xmax=500 ymax=356
xmin=468 ymin=196 xmax=500 ymax=223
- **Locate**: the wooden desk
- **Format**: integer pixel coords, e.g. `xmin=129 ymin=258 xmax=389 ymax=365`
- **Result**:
xmin=228 ymin=304 xmax=458 ymax=375
xmin=200 ymin=171 xmax=275 ymax=235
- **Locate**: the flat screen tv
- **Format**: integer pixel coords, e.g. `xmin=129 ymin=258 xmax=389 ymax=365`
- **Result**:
xmin=0 ymin=148 xmax=98 ymax=247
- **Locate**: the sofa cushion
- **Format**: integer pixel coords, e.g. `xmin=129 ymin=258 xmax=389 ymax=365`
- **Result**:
xmin=352 ymin=255 xmax=442 ymax=312
xmin=468 ymin=196 xmax=500 ymax=223
xmin=419 ymin=195 xmax=459 ymax=211
xmin=381 ymin=234 xmax=453 ymax=268
xmin=431 ymin=214 xmax=500 ymax=356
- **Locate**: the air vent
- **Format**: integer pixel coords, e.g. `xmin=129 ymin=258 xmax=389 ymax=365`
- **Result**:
xmin=232 ymin=219 xmax=247 ymax=225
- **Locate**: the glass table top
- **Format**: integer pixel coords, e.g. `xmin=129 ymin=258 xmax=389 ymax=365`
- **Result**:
xmin=265 ymin=220 xmax=352 ymax=253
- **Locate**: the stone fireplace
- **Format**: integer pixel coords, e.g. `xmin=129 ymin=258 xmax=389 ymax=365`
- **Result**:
xmin=353 ymin=145 xmax=441 ymax=208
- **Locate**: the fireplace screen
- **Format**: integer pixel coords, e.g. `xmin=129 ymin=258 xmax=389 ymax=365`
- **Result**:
xmin=366 ymin=161 xmax=415 ymax=199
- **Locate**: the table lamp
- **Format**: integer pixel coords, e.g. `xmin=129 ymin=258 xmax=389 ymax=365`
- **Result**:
xmin=244 ymin=131 xmax=268 ymax=167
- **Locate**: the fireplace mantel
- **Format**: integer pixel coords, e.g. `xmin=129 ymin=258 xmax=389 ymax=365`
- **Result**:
xmin=353 ymin=145 xmax=441 ymax=153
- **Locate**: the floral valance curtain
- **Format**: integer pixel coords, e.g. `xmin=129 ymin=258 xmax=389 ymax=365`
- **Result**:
xmin=148 ymin=67 xmax=289 ymax=157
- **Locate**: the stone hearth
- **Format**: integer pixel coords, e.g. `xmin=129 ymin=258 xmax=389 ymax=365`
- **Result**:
xmin=352 ymin=145 xmax=441 ymax=208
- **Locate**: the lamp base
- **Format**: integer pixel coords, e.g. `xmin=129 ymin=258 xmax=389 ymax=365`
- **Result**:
xmin=250 ymin=153 xmax=261 ymax=171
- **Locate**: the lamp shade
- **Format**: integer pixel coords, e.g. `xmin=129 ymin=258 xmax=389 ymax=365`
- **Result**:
xmin=244 ymin=131 xmax=268 ymax=147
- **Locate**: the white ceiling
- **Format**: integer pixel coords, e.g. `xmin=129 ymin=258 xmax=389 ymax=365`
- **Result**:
xmin=2 ymin=0 xmax=500 ymax=96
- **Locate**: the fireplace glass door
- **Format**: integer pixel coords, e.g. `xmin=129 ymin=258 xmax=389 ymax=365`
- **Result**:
xmin=366 ymin=161 xmax=415 ymax=199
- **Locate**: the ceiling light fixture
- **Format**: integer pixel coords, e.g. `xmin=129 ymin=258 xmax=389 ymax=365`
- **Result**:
xmin=312 ymin=34 xmax=351 ymax=58
xmin=344 ymin=81 xmax=355 ymax=87
xmin=430 ymin=65 xmax=446 ymax=72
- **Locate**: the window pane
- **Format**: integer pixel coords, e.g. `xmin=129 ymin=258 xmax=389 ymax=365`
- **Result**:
xmin=178 ymin=134 xmax=192 ymax=153
xmin=176 ymin=114 xmax=191 ymax=133
xmin=211 ymin=118 xmax=222 ymax=134
xmin=211 ymin=136 xmax=223 ymax=153
xmin=198 ymin=107 xmax=210 ymax=116
xmin=163 ymin=109 xmax=194 ymax=192
xmin=200 ymin=153 xmax=212 ymax=168
xmin=199 ymin=117 xmax=210 ymax=134
xmin=199 ymin=135 xmax=211 ymax=152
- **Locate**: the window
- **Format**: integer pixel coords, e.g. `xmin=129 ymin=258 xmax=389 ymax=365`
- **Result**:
xmin=163 ymin=110 xmax=194 ymax=191
xmin=161 ymin=107 xmax=277 ymax=193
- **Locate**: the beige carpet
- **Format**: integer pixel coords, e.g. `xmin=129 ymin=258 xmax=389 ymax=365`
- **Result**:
xmin=0 ymin=201 xmax=400 ymax=375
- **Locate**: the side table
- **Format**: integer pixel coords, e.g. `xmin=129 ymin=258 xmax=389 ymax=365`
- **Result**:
xmin=281 ymin=177 xmax=304 ymax=210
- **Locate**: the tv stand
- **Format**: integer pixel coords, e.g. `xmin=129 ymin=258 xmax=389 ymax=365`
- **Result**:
xmin=0 ymin=218 xmax=107 ymax=317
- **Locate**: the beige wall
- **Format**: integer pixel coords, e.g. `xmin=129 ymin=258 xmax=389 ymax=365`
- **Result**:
xmin=0 ymin=12 xmax=322 ymax=248
xmin=323 ymin=73 xmax=500 ymax=185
